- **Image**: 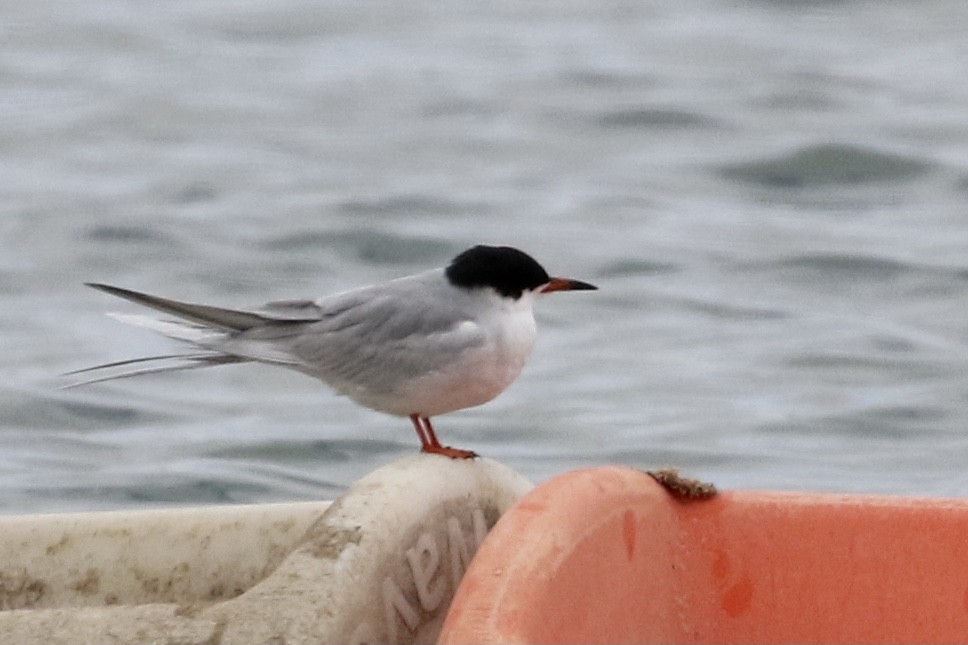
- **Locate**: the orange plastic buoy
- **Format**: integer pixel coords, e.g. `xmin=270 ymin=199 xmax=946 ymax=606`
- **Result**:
xmin=439 ymin=467 xmax=968 ymax=644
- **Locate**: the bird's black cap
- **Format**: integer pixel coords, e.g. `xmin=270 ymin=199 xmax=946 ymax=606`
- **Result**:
xmin=445 ymin=245 xmax=552 ymax=299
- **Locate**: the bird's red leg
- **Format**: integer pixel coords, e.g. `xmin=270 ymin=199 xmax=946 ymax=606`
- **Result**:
xmin=414 ymin=415 xmax=477 ymax=459
xmin=409 ymin=414 xmax=432 ymax=450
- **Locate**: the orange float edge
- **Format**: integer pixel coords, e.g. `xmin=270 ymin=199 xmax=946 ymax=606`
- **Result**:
xmin=439 ymin=466 xmax=968 ymax=644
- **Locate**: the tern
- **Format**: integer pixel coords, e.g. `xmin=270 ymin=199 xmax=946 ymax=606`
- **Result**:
xmin=70 ymin=245 xmax=597 ymax=458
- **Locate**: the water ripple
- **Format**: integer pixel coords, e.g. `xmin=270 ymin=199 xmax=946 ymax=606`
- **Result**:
xmin=718 ymin=143 xmax=932 ymax=188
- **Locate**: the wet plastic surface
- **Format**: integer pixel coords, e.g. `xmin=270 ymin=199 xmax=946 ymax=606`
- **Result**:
xmin=441 ymin=466 xmax=968 ymax=644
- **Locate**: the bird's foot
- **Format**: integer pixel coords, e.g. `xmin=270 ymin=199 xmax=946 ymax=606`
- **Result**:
xmin=421 ymin=444 xmax=478 ymax=460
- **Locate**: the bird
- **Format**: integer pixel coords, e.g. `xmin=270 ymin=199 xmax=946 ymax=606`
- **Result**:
xmin=68 ymin=245 xmax=597 ymax=459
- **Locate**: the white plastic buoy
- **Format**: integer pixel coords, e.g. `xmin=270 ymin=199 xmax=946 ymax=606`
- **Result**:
xmin=0 ymin=454 xmax=532 ymax=644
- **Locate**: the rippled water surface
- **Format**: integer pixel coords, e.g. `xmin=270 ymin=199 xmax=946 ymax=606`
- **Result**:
xmin=3 ymin=0 xmax=968 ymax=513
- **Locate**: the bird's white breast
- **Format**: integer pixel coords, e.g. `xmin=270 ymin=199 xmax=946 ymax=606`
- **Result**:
xmin=384 ymin=290 xmax=538 ymax=417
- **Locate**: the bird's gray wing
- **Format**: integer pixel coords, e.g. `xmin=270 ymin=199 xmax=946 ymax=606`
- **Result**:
xmin=220 ymin=276 xmax=486 ymax=394
xmin=86 ymin=283 xmax=322 ymax=330
xmin=78 ymin=275 xmax=484 ymax=394
xmin=252 ymin=299 xmax=325 ymax=321
xmin=70 ymin=284 xmax=322 ymax=385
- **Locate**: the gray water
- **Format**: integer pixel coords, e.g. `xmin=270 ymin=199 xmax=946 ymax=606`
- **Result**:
xmin=2 ymin=0 xmax=968 ymax=514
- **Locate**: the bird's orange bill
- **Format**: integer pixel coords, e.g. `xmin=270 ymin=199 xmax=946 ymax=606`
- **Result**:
xmin=541 ymin=277 xmax=598 ymax=293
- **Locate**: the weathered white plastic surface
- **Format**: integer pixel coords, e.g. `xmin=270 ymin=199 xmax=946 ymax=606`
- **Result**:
xmin=0 ymin=454 xmax=532 ymax=644
xmin=0 ymin=501 xmax=330 ymax=610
